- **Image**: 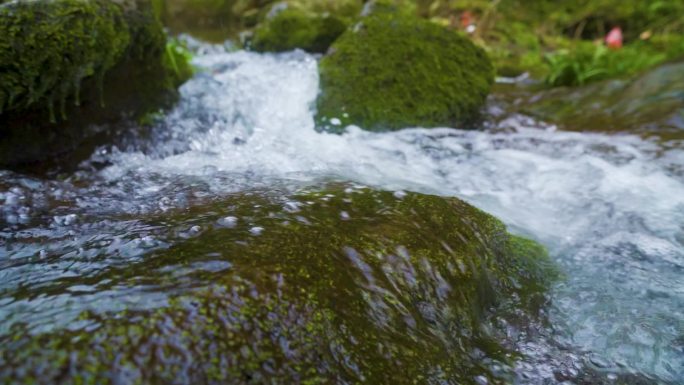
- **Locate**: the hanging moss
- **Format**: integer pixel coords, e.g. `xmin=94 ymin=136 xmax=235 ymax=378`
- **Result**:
xmin=0 ymin=0 xmax=130 ymax=118
xmin=0 ymin=185 xmax=556 ymax=384
xmin=250 ymin=7 xmax=348 ymax=53
xmin=316 ymin=13 xmax=495 ymax=132
xmin=0 ymin=0 xmax=192 ymax=167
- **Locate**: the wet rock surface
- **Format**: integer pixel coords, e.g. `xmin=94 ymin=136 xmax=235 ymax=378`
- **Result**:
xmin=510 ymin=61 xmax=684 ymax=139
xmin=0 ymin=184 xmax=555 ymax=384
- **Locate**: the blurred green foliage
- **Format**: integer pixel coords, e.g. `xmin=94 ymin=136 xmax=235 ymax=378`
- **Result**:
xmin=250 ymin=7 xmax=348 ymax=53
xmin=156 ymin=0 xmax=684 ymax=86
xmin=544 ymin=37 xmax=684 ymax=87
xmin=411 ymin=0 xmax=684 ymax=85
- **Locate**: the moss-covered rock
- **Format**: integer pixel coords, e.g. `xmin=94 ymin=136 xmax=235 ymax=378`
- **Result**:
xmin=316 ymin=13 xmax=495 ymax=132
xmin=290 ymin=0 xmax=362 ymax=19
xmin=518 ymin=60 xmax=684 ymax=139
xmin=0 ymin=0 xmax=128 ymax=119
xmin=159 ymin=0 xmax=361 ymax=44
xmin=0 ymin=0 xmax=191 ymax=167
xmin=0 ymin=184 xmax=556 ymax=384
xmin=250 ymin=7 xmax=348 ymax=53
xmin=160 ymin=0 xmax=275 ymax=43
xmin=360 ymin=0 xmax=417 ymax=18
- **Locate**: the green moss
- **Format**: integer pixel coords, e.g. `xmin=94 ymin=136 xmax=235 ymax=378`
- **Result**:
xmin=0 ymin=0 xmax=129 ymax=118
xmin=163 ymin=38 xmax=195 ymax=86
xmin=161 ymin=0 xmax=277 ymax=43
xmin=288 ymin=0 xmax=363 ymax=19
xmin=522 ymin=60 xmax=684 ymax=138
xmin=118 ymin=0 xmax=193 ymax=92
xmin=505 ymin=235 xmax=560 ymax=292
xmin=316 ymin=13 xmax=495 ymax=131
xmin=0 ymin=185 xmax=555 ymax=384
xmin=250 ymin=8 xmax=348 ymax=53
xmin=405 ymin=0 xmax=684 ymax=82
xmin=543 ymin=0 xmax=684 ymax=41
xmin=0 ymin=0 xmax=192 ymax=166
xmin=0 ymin=0 xmax=193 ymax=114
xmin=544 ymin=37 xmax=684 ymax=87
xmin=360 ymin=0 xmax=417 ymax=17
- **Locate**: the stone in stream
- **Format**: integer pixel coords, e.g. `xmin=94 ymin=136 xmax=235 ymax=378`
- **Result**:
xmin=0 ymin=184 xmax=557 ymax=384
xmin=520 ymin=60 xmax=684 ymax=139
xmin=316 ymin=11 xmax=495 ymax=132
xmin=156 ymin=0 xmax=268 ymax=42
xmin=158 ymin=0 xmax=362 ymax=44
xmin=0 ymin=0 xmax=192 ymax=167
xmin=249 ymin=7 xmax=349 ymax=54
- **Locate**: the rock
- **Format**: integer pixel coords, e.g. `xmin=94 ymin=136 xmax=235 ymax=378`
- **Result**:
xmin=159 ymin=0 xmax=271 ymax=42
xmin=280 ymin=0 xmax=363 ymax=19
xmin=0 ymin=0 xmax=192 ymax=167
xmin=159 ymin=1 xmax=361 ymax=44
xmin=316 ymin=12 xmax=495 ymax=132
xmin=0 ymin=184 xmax=556 ymax=384
xmin=521 ymin=60 xmax=684 ymax=138
xmin=250 ymin=7 xmax=348 ymax=53
xmin=360 ymin=0 xmax=416 ymax=17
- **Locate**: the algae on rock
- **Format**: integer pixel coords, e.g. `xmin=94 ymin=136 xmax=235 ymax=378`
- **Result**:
xmin=0 ymin=0 xmax=192 ymax=166
xmin=316 ymin=13 xmax=495 ymax=132
xmin=521 ymin=60 xmax=684 ymax=139
xmin=160 ymin=0 xmax=275 ymax=42
xmin=0 ymin=184 xmax=555 ymax=384
xmin=250 ymin=7 xmax=348 ymax=53
xmin=0 ymin=0 xmax=129 ymax=119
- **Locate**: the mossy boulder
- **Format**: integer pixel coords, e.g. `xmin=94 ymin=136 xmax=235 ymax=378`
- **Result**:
xmin=0 ymin=185 xmax=556 ymax=384
xmin=0 ymin=0 xmax=191 ymax=167
xmin=159 ymin=0 xmax=275 ymax=42
xmin=158 ymin=0 xmax=363 ymax=43
xmin=289 ymin=0 xmax=362 ymax=18
xmin=250 ymin=7 xmax=348 ymax=53
xmin=360 ymin=0 xmax=417 ymax=17
xmin=316 ymin=13 xmax=495 ymax=132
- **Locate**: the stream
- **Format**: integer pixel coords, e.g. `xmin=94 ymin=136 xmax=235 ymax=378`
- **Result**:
xmin=1 ymin=47 xmax=683 ymax=383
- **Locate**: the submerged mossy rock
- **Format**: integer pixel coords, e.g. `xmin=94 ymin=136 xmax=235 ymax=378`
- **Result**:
xmin=250 ymin=7 xmax=348 ymax=53
xmin=0 ymin=185 xmax=556 ymax=384
xmin=316 ymin=13 xmax=495 ymax=132
xmin=0 ymin=0 xmax=191 ymax=166
xmin=520 ymin=60 xmax=684 ymax=139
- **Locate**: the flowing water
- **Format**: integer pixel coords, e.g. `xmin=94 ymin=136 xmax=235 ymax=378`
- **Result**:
xmin=1 ymin=47 xmax=683 ymax=383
